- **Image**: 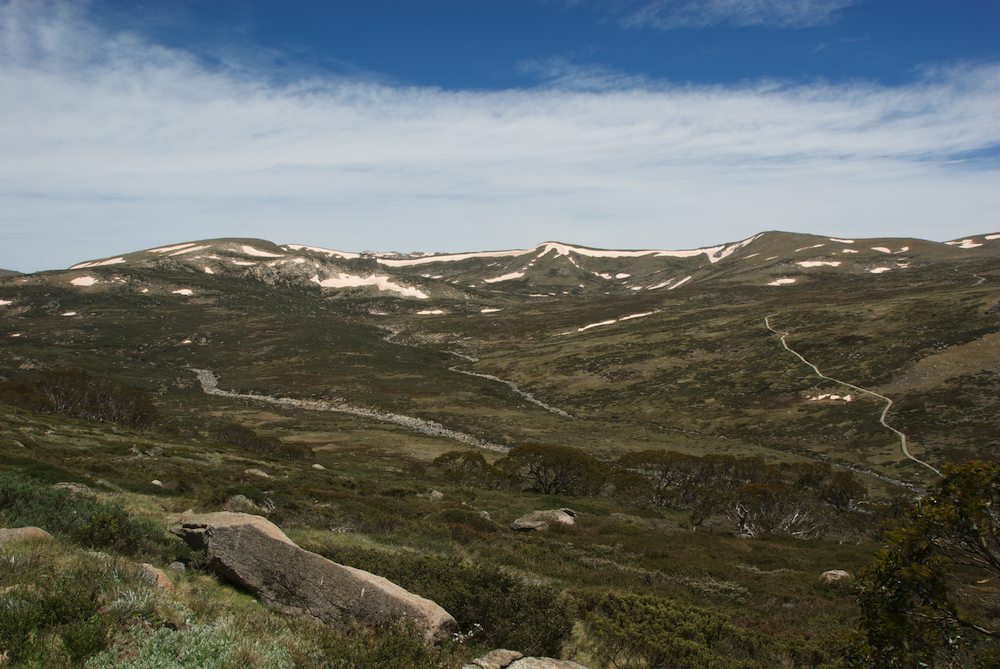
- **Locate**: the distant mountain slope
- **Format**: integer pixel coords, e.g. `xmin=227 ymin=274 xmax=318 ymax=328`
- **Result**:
xmin=0 ymin=269 xmax=21 ymax=278
xmin=32 ymin=230 xmax=1000 ymax=301
xmin=2 ymin=229 xmax=997 ymax=486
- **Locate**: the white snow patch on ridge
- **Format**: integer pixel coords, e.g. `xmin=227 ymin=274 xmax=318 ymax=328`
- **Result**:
xmin=867 ymin=267 xmax=893 ymax=274
xmin=945 ymin=238 xmax=983 ymax=249
xmin=70 ymin=276 xmax=99 ymax=286
xmin=809 ymin=393 xmax=853 ymax=402
xmin=310 ymin=273 xmax=429 ymax=299
xmin=377 ymin=248 xmax=529 ymax=267
xmin=829 ymin=238 xmax=855 ymax=244
xmin=170 ymin=245 xmax=210 ymax=256
xmin=0 ymin=300 xmax=12 ymax=306
xmin=416 ymin=309 xmax=445 ymax=315
xmin=69 ymin=257 xmax=126 ymax=270
xmin=795 ymin=244 xmax=825 ymax=252
xmin=484 ymin=271 xmax=525 ymax=284
xmin=480 ymin=308 xmax=501 ymax=313
xmin=148 ymin=242 xmax=197 ymax=254
xmin=767 ymin=278 xmax=796 ymax=286
xmin=241 ymin=245 xmax=284 ymax=258
xmin=283 ymin=244 xmax=360 ymax=259
xmin=564 ymin=311 xmax=657 ymax=335
xmin=172 ymin=289 xmax=194 ymax=296
xmin=871 ymin=247 xmax=892 ymax=254
xmin=668 ymin=276 xmax=692 ymax=289
xmin=797 ymin=261 xmax=841 ymax=268
xmin=986 ymin=234 xmax=1000 ymax=241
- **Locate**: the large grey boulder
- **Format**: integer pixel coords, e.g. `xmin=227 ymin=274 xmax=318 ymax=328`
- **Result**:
xmin=0 ymin=527 xmax=53 ymax=546
xmin=511 ymin=508 xmax=576 ymax=532
xmin=171 ymin=512 xmax=457 ymax=643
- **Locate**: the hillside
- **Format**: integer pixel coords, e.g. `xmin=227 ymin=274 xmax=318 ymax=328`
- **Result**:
xmin=1 ymin=229 xmax=999 ymax=667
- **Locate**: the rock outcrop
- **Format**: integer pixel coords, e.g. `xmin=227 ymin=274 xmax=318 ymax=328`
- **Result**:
xmin=0 ymin=527 xmax=53 ymax=546
xmin=171 ymin=512 xmax=457 ymax=643
xmin=819 ymin=569 xmax=853 ymax=585
xmin=463 ymin=649 xmax=590 ymax=669
xmin=510 ymin=508 xmax=576 ymax=532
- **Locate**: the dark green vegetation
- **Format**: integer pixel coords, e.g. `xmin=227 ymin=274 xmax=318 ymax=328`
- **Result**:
xmin=0 ymin=231 xmax=997 ymax=666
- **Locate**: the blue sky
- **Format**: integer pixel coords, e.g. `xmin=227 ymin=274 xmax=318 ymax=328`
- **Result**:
xmin=1 ymin=0 xmax=999 ymax=271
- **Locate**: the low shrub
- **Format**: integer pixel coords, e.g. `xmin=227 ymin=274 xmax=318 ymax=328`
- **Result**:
xmin=208 ymin=423 xmax=312 ymax=461
xmin=0 ymin=368 xmax=158 ymax=429
xmin=316 ymin=544 xmax=573 ymax=656
xmin=0 ymin=472 xmax=174 ymax=559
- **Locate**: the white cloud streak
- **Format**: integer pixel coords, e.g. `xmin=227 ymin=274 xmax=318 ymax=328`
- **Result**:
xmin=1 ymin=0 xmax=999 ymax=271
xmin=621 ymin=0 xmax=858 ymax=30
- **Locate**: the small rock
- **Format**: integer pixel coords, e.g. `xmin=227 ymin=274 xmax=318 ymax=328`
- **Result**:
xmin=428 ymin=490 xmax=445 ymax=501
xmin=150 ymin=479 xmax=163 ymax=487
xmin=0 ymin=527 xmax=53 ymax=546
xmin=168 ymin=561 xmax=186 ymax=573
xmin=53 ymin=482 xmax=94 ymax=496
xmin=464 ymin=648 xmax=524 ymax=669
xmin=223 ymin=494 xmax=262 ymax=514
xmin=311 ymin=463 xmax=326 ymax=470
xmin=145 ymin=447 xmax=164 ymax=458
xmin=244 ymin=468 xmax=271 ymax=479
xmin=138 ymin=563 xmax=173 ymax=592
xmin=511 ymin=508 xmax=576 ymax=532
xmin=819 ymin=570 xmax=853 ymax=585
xmin=509 ymin=659 xmax=590 ymax=669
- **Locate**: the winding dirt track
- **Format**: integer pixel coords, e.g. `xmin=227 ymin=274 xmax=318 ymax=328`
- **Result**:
xmin=190 ymin=367 xmax=508 ymax=452
xmin=764 ymin=315 xmax=941 ymax=478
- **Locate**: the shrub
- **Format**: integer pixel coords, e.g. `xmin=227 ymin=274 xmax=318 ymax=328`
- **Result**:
xmin=498 ymin=444 xmax=607 ymax=496
xmin=0 ymin=472 xmax=173 ymax=558
xmin=316 ymin=545 xmax=573 ymax=656
xmin=208 ymin=423 xmax=312 ymax=461
xmin=584 ymin=592 xmax=764 ymax=669
xmin=0 ymin=368 xmax=158 ymax=429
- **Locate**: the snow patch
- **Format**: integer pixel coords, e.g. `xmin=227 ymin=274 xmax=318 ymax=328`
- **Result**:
xmin=484 ymin=271 xmax=525 ymax=283
xmin=0 ymin=300 xmax=12 ymax=306
xmin=172 ymin=289 xmax=194 ymax=296
xmin=283 ymin=244 xmax=360 ymax=259
xmin=231 ymin=260 xmax=257 ymax=266
xmin=619 ymin=311 xmax=655 ymax=321
xmin=986 ymin=234 xmax=1000 ymax=240
xmin=480 ymin=308 xmax=501 ymax=313
xmin=668 ymin=276 xmax=692 ymax=289
xmin=9 ymin=333 xmax=22 ymax=337
xmin=378 ymin=248 xmax=528 ymax=267
xmin=203 ymin=267 xmax=214 ymax=274
xmin=796 ymin=261 xmax=841 ymax=268
xmin=169 ymin=245 xmax=210 ymax=256
xmin=808 ymin=393 xmax=854 ymax=402
xmin=840 ymin=249 xmax=859 ymax=254
xmin=416 ymin=309 xmax=445 ymax=315
xmin=871 ymin=247 xmax=892 ymax=254
xmin=310 ymin=273 xmax=429 ymax=299
xmin=70 ymin=276 xmax=99 ymax=287
xmin=767 ymin=278 xmax=796 ymax=286
xmin=61 ymin=311 xmax=77 ymax=316
xmin=615 ymin=273 xmax=631 ymax=279
xmin=945 ymin=238 xmax=983 ymax=249
xmin=578 ymin=319 xmax=618 ymax=332
xmin=867 ymin=267 xmax=893 ymax=274
xmin=148 ymin=242 xmax=197 ymax=254
xmin=895 ymin=246 xmax=909 ymax=253
xmin=829 ymin=238 xmax=855 ymax=244
xmin=795 ymin=243 xmax=825 ymax=252
xmin=241 ymin=245 xmax=284 ymax=258
xmin=69 ymin=257 xmax=127 ymax=270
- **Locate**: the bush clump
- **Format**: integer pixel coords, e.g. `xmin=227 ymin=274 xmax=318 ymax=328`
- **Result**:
xmin=0 ymin=368 xmax=158 ymax=429
xmin=316 ymin=544 xmax=573 ymax=656
xmin=0 ymin=472 xmax=173 ymax=558
xmin=208 ymin=423 xmax=312 ymax=461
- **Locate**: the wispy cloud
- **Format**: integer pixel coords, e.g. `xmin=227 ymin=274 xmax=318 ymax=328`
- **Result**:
xmin=621 ymin=0 xmax=858 ymax=30
xmin=1 ymin=0 xmax=999 ymax=271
